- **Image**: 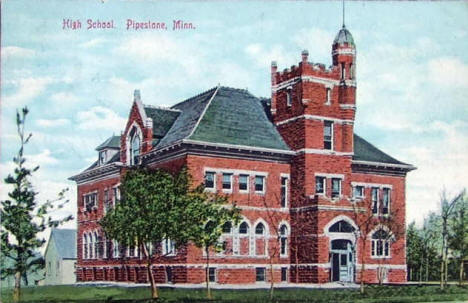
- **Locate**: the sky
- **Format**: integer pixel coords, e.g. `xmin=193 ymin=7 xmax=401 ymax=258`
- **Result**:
xmin=1 ymin=0 xmax=467 ymax=235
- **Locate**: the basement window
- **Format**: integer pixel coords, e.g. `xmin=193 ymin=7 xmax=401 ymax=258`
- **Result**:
xmin=208 ymin=268 xmax=216 ymax=282
xmin=256 ymin=267 xmax=266 ymax=282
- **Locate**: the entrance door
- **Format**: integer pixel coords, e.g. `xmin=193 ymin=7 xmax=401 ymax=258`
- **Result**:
xmin=330 ymin=239 xmax=354 ymax=282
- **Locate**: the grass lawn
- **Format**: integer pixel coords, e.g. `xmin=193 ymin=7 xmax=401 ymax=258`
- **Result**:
xmin=1 ymin=284 xmax=468 ymax=303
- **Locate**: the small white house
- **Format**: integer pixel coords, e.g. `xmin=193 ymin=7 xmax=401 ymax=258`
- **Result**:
xmin=43 ymin=229 xmax=77 ymax=285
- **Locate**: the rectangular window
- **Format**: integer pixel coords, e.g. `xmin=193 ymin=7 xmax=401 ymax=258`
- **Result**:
xmin=255 ymin=176 xmax=265 ymax=193
xmin=331 ymin=178 xmax=341 ymax=198
xmin=239 ymin=174 xmax=249 ymax=191
xmin=326 ymin=88 xmax=331 ymax=105
xmin=341 ymin=63 xmax=346 ymax=80
xmin=315 ymin=176 xmax=325 ymax=195
xmin=256 ymin=267 xmax=266 ymax=282
xmin=324 ymin=121 xmax=333 ymax=150
xmin=281 ymin=268 xmax=287 ymax=282
xmin=382 ymin=188 xmax=390 ymax=215
xmin=208 ymin=267 xmax=216 ymax=282
xmin=286 ymin=87 xmax=292 ymax=107
xmin=104 ymin=189 xmax=109 ymax=213
xmin=205 ymin=172 xmax=215 ymax=189
xmin=280 ymin=177 xmax=288 ymax=208
xmin=222 ymin=173 xmax=232 ymax=190
xmin=372 ymin=188 xmax=379 ymax=214
xmin=353 ymin=186 xmax=364 ymax=199
xmin=84 ymin=192 xmax=97 ymax=211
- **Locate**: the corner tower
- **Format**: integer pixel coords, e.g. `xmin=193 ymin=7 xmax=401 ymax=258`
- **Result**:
xmin=272 ymin=26 xmax=357 ymax=283
xmin=271 ymin=25 xmax=356 ymax=154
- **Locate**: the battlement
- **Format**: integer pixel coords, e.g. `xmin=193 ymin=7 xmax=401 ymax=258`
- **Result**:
xmin=272 ymin=51 xmax=343 ymax=86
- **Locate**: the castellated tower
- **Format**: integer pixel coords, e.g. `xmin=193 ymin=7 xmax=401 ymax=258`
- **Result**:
xmin=272 ymin=26 xmax=358 ymax=283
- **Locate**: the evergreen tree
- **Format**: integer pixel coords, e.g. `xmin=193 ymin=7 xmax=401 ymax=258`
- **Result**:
xmin=1 ymin=108 xmax=72 ymax=302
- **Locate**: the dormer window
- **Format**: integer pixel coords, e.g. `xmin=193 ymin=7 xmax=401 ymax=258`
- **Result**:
xmin=129 ymin=128 xmax=141 ymax=166
xmin=99 ymin=151 xmax=106 ymax=165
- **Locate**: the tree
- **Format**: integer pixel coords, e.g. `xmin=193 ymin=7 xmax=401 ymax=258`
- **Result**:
xmin=190 ymin=194 xmax=241 ymax=300
xmin=448 ymin=191 xmax=468 ymax=285
xmin=439 ymin=189 xmax=465 ymax=289
xmin=100 ymin=167 xmax=240 ymax=300
xmin=0 ymin=107 xmax=72 ymax=302
xmin=351 ymin=190 xmax=404 ymax=293
xmin=406 ymin=222 xmax=423 ymax=281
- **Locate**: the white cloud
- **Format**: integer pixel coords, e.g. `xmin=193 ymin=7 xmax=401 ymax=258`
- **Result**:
xmin=50 ymin=92 xmax=80 ymax=104
xmin=79 ymin=38 xmax=106 ymax=49
xmin=3 ymin=76 xmax=53 ymax=107
xmin=292 ymin=28 xmax=334 ymax=63
xmin=76 ymin=106 xmax=126 ymax=132
xmin=428 ymin=57 xmax=468 ymax=88
xmin=2 ymin=46 xmax=35 ymax=59
xmin=402 ymin=120 xmax=468 ymax=225
xmin=245 ymin=43 xmax=293 ymax=69
xmin=36 ymin=118 xmax=70 ymax=127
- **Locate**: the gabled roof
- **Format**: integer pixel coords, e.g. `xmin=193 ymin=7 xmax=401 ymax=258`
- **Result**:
xmin=353 ymin=134 xmax=407 ymax=165
xmin=95 ymin=135 xmax=120 ymax=151
xmin=143 ymin=106 xmax=180 ymax=139
xmin=156 ymin=86 xmax=290 ymax=151
xmin=47 ymin=229 xmax=77 ymax=259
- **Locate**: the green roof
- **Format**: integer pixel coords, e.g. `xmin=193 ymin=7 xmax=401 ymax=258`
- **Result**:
xmin=333 ymin=25 xmax=355 ymax=47
xmin=48 ymin=229 xmax=76 ymax=259
xmin=353 ymin=134 xmax=407 ymax=165
xmin=156 ymin=86 xmax=290 ymax=151
xmin=143 ymin=106 xmax=180 ymax=138
xmin=95 ymin=135 xmax=120 ymax=151
xmin=190 ymin=87 xmax=290 ymax=150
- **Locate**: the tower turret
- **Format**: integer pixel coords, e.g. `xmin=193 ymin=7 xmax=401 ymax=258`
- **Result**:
xmin=332 ymin=25 xmax=356 ymax=81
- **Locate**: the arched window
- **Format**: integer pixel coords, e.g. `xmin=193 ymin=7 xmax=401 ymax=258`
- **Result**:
xmin=279 ymin=225 xmax=288 ymax=257
xmin=371 ymin=229 xmax=391 ymax=257
xmin=94 ymin=232 xmax=99 ymax=259
xmin=129 ymin=127 xmax=141 ymax=166
xmin=88 ymin=233 xmax=93 ymax=259
xmin=222 ymin=222 xmax=232 ymax=234
xmin=113 ymin=240 xmax=119 ymax=258
xmin=83 ymin=234 xmax=88 ymax=259
xmin=329 ymin=220 xmax=355 ymax=233
xmin=255 ymin=223 xmax=265 ymax=235
xmin=239 ymin=222 xmax=249 ymax=234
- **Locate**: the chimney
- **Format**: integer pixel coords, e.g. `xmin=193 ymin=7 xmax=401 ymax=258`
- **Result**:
xmin=271 ymin=61 xmax=278 ymax=117
xmin=301 ymin=50 xmax=309 ymax=63
xmin=134 ymin=89 xmax=141 ymax=101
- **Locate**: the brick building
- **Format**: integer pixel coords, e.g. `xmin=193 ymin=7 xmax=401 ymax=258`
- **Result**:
xmin=70 ymin=25 xmax=415 ymax=285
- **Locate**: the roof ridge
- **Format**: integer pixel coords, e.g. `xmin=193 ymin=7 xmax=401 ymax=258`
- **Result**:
xmin=170 ymin=86 xmax=218 ymax=109
xmin=144 ymin=104 xmax=181 ymax=113
xmin=187 ymin=86 xmax=220 ymax=139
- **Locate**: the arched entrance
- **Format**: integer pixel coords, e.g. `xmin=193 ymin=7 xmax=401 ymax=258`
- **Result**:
xmin=327 ymin=219 xmax=356 ymax=283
